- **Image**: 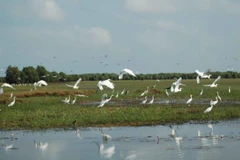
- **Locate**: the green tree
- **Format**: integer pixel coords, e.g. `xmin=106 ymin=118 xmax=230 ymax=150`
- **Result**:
xmin=5 ymin=65 xmax=20 ymax=84
xmin=22 ymin=66 xmax=39 ymax=83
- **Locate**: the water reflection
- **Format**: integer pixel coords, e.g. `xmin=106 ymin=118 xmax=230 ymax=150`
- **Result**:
xmin=1 ymin=120 xmax=240 ymax=159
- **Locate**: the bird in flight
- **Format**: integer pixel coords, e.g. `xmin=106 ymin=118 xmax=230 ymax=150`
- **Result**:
xmin=66 ymin=77 xmax=82 ymax=89
xmin=119 ymin=68 xmax=136 ymax=79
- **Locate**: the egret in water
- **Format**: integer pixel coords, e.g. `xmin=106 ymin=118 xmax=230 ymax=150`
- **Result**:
xmin=186 ymin=94 xmax=193 ymax=105
xmin=98 ymin=94 xmax=114 ymax=107
xmin=34 ymin=140 xmax=49 ymax=150
xmin=204 ymin=104 xmax=214 ymax=113
xmin=101 ymin=130 xmax=112 ymax=141
xmin=216 ymin=91 xmax=222 ymax=101
xmin=1 ymin=83 xmax=16 ymax=90
xmin=8 ymin=96 xmax=16 ymax=107
xmin=66 ymin=77 xmax=82 ymax=89
xmin=119 ymin=68 xmax=136 ymax=79
xmin=148 ymin=95 xmax=155 ymax=104
xmin=203 ymin=76 xmax=221 ymax=88
xmin=97 ymin=79 xmax=115 ymax=90
xmin=140 ymin=96 xmax=147 ymax=104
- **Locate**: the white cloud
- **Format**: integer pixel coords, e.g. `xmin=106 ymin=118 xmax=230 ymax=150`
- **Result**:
xmin=125 ymin=0 xmax=176 ymax=13
xmin=125 ymin=0 xmax=240 ymax=15
xmin=32 ymin=0 xmax=65 ymax=21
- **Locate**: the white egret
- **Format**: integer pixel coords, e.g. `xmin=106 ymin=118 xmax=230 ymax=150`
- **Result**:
xmin=101 ymin=130 xmax=112 ymax=141
xmin=71 ymin=95 xmax=77 ymax=104
xmin=147 ymin=95 xmax=155 ymax=104
xmin=140 ymin=86 xmax=149 ymax=96
xmin=36 ymin=80 xmax=48 ymax=86
xmin=1 ymin=83 xmax=16 ymax=90
xmin=199 ymin=89 xmax=203 ymax=96
xmin=115 ymin=92 xmax=119 ymax=98
xmin=66 ymin=77 xmax=82 ymax=89
xmin=165 ymin=89 xmax=169 ymax=96
xmin=169 ymin=128 xmax=176 ymax=138
xmin=170 ymin=77 xmax=185 ymax=93
xmin=196 ymin=75 xmax=200 ymax=84
xmin=62 ymin=95 xmax=71 ymax=104
xmin=97 ymin=79 xmax=115 ymax=90
xmin=195 ymin=69 xmax=211 ymax=79
xmin=0 ymin=87 xmax=3 ymax=94
xmin=203 ymin=76 xmax=221 ymax=88
xmin=216 ymin=91 xmax=222 ymax=101
xmin=210 ymin=97 xmax=218 ymax=106
xmin=98 ymin=94 xmax=114 ymax=107
xmin=99 ymin=143 xmax=115 ymax=159
xmin=186 ymin=94 xmax=193 ymax=105
xmin=121 ymin=88 xmax=125 ymax=95
xmin=228 ymin=86 xmax=231 ymax=93
xmin=34 ymin=141 xmax=49 ymax=150
xmin=10 ymin=92 xmax=13 ymax=98
xmin=204 ymin=104 xmax=214 ymax=113
xmin=140 ymin=96 xmax=147 ymax=104
xmin=8 ymin=96 xmax=16 ymax=107
xmin=76 ymin=94 xmax=88 ymax=97
xmin=119 ymin=68 xmax=136 ymax=79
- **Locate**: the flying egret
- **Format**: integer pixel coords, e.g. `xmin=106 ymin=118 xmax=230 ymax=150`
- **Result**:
xmin=62 ymin=95 xmax=71 ymax=104
xmin=1 ymin=83 xmax=16 ymax=90
xmin=147 ymin=95 xmax=155 ymax=104
xmin=8 ymin=96 xmax=16 ymax=107
xmin=204 ymin=104 xmax=214 ymax=113
xmin=66 ymin=77 xmax=82 ymax=89
xmin=186 ymin=94 xmax=193 ymax=105
xmin=97 ymin=79 xmax=115 ymax=90
xmin=195 ymin=69 xmax=211 ymax=79
xmin=216 ymin=91 xmax=222 ymax=101
xmin=170 ymin=77 xmax=185 ymax=93
xmin=119 ymin=68 xmax=136 ymax=79
xmin=98 ymin=93 xmax=114 ymax=107
xmin=36 ymin=80 xmax=48 ymax=86
xmin=76 ymin=94 xmax=88 ymax=97
xmin=203 ymin=76 xmax=221 ymax=88
xmin=140 ymin=96 xmax=147 ymax=104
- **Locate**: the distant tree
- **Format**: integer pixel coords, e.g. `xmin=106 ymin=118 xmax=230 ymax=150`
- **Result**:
xmin=5 ymin=65 xmax=20 ymax=84
xmin=22 ymin=66 xmax=39 ymax=83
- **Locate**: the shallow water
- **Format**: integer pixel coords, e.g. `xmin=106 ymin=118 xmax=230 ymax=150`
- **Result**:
xmin=1 ymin=120 xmax=240 ymax=160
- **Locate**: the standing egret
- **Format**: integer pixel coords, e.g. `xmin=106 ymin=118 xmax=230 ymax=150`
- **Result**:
xmin=228 ymin=86 xmax=231 ymax=93
xmin=121 ymin=88 xmax=125 ymax=95
xmin=101 ymin=130 xmax=112 ymax=141
xmin=199 ymin=89 xmax=203 ymax=96
xmin=8 ymin=96 xmax=16 ymax=107
xmin=65 ymin=77 xmax=82 ymax=89
xmin=165 ymin=89 xmax=169 ymax=96
xmin=97 ymin=79 xmax=115 ymax=90
xmin=204 ymin=104 xmax=214 ymax=113
xmin=186 ymin=94 xmax=193 ymax=105
xmin=147 ymin=95 xmax=155 ymax=104
xmin=140 ymin=86 xmax=149 ymax=96
xmin=216 ymin=91 xmax=222 ymax=101
xmin=1 ymin=83 xmax=16 ymax=90
xmin=115 ymin=92 xmax=119 ymax=98
xmin=71 ymin=95 xmax=77 ymax=104
xmin=203 ymin=76 xmax=221 ymax=88
xmin=0 ymin=87 xmax=3 ymax=94
xmin=98 ymin=94 xmax=114 ymax=107
xmin=119 ymin=68 xmax=136 ymax=79
xmin=196 ymin=76 xmax=200 ymax=84
xmin=140 ymin=96 xmax=147 ymax=104
xmin=210 ymin=97 xmax=218 ymax=106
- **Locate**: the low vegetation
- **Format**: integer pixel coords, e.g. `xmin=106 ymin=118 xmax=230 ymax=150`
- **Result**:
xmin=0 ymin=79 xmax=240 ymax=130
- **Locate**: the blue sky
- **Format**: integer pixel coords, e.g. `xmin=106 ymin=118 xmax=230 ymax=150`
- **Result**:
xmin=0 ymin=0 xmax=240 ymax=76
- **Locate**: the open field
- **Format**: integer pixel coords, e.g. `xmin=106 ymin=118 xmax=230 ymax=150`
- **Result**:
xmin=0 ymin=79 xmax=240 ymax=129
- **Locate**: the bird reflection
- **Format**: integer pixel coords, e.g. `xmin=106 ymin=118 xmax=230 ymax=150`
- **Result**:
xmin=34 ymin=140 xmax=49 ymax=150
xmin=95 ymin=142 xmax=115 ymax=159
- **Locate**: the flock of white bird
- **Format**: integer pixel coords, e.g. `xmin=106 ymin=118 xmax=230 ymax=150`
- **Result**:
xmin=0 ymin=68 xmax=232 ymax=114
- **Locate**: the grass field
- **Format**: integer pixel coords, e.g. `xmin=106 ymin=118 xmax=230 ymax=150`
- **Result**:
xmin=0 ymin=79 xmax=240 ymax=129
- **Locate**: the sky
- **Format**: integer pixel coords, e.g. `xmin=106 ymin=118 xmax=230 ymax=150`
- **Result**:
xmin=0 ymin=0 xmax=240 ymax=76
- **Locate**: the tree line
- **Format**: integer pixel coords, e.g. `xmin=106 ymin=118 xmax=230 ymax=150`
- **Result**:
xmin=0 ymin=65 xmax=239 ymax=84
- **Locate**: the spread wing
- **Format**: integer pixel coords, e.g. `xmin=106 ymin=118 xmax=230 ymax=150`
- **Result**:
xmin=195 ymin=70 xmax=204 ymax=77
xmin=212 ymin=76 xmax=221 ymax=84
xmin=66 ymin=84 xmax=74 ymax=88
xmin=74 ymin=78 xmax=82 ymax=87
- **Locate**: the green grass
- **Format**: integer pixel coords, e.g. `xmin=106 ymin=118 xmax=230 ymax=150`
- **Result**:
xmin=0 ymin=79 xmax=240 ymax=129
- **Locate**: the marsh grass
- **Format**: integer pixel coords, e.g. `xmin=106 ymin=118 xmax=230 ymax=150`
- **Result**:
xmin=0 ymin=79 xmax=240 ymax=129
